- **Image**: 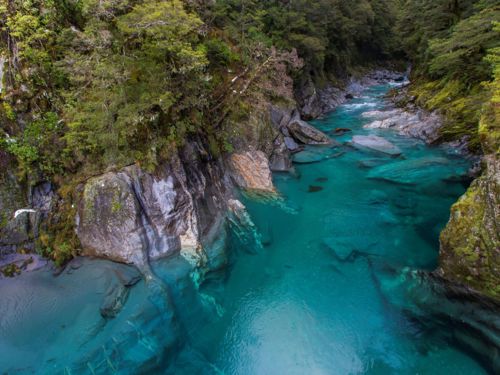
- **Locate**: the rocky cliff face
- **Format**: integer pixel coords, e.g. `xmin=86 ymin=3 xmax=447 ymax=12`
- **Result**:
xmin=439 ymin=147 xmax=499 ymax=299
xmin=77 ymin=141 xmax=237 ymax=273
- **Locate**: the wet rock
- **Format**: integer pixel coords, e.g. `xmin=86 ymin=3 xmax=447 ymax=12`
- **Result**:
xmin=0 ymin=254 xmax=48 ymax=278
xmin=283 ymin=136 xmax=302 ymax=153
xmin=100 ymin=283 xmax=130 ymax=318
xmin=0 ymin=257 xmax=180 ymax=373
xmin=357 ymin=158 xmax=388 ymax=169
xmin=227 ymin=199 xmax=263 ymax=252
xmin=287 ymin=116 xmax=331 ymax=145
xmin=376 ymin=267 xmax=500 ymax=373
xmin=351 ymin=135 xmax=402 ymax=156
xmin=292 ymin=148 xmax=328 ymax=164
xmin=228 ymin=151 xmax=276 ymax=193
xmin=322 ymin=236 xmax=377 ymax=262
xmin=362 ymin=108 xmax=442 ymax=143
xmin=269 ymin=135 xmax=293 ymax=172
xmin=361 ymin=109 xmax=401 ymax=120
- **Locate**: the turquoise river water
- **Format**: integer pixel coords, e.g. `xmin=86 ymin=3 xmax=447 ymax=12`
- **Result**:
xmin=0 ymin=83 xmax=492 ymax=374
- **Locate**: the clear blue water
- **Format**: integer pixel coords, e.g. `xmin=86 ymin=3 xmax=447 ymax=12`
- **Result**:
xmin=184 ymin=84 xmax=486 ymax=374
xmin=0 ymin=84 xmax=489 ymax=374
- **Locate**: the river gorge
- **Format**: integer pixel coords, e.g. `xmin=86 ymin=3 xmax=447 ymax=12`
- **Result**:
xmin=1 ymin=80 xmax=497 ymax=374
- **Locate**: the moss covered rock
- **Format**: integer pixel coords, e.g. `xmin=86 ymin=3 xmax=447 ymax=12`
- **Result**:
xmin=439 ymin=155 xmax=500 ymax=299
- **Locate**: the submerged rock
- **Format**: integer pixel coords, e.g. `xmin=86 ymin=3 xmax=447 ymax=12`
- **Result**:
xmin=351 ymin=135 xmax=402 ymax=156
xmin=367 ymin=157 xmax=455 ymax=185
xmin=0 ymin=257 xmax=183 ymax=374
xmin=374 ymin=265 xmax=500 ymax=374
xmin=308 ymin=185 xmax=323 ymax=193
xmin=292 ymin=146 xmax=342 ymax=164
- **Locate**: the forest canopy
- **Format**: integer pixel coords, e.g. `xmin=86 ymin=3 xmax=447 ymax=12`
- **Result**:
xmin=0 ymin=0 xmax=498 ymax=179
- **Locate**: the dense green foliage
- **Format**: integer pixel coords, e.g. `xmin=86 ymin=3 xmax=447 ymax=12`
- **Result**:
xmin=397 ymin=0 xmax=500 ymax=149
xmin=204 ymin=0 xmax=401 ymax=79
xmin=0 ymin=0 xmax=401 ymax=182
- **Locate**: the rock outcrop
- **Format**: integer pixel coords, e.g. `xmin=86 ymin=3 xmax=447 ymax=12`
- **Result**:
xmin=439 ymin=154 xmax=500 ymax=299
xmin=0 ymin=165 xmax=56 ymax=257
xmin=77 ymin=143 xmax=233 ymax=269
xmin=228 ymin=151 xmax=276 ymax=193
xmin=438 ymin=90 xmax=500 ymax=300
xmin=362 ymin=108 xmax=442 ymax=143
xmin=287 ymin=114 xmax=331 ymax=145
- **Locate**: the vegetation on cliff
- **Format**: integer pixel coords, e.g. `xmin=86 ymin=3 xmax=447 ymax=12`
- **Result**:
xmin=398 ymin=0 xmax=500 ymax=150
xmin=0 ymin=0 xmax=401 ymax=181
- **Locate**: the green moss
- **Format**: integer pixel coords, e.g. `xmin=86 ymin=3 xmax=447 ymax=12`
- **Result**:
xmin=2 ymin=102 xmax=16 ymax=121
xmin=440 ymin=177 xmax=500 ymax=299
xmin=408 ymin=79 xmax=485 ymax=152
xmin=1 ymin=263 xmax=21 ymax=277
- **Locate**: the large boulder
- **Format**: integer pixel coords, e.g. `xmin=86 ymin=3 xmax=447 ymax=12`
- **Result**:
xmin=78 ymin=170 xmax=151 ymax=265
xmin=287 ymin=113 xmax=331 ymax=145
xmin=228 ymin=151 xmax=276 ymax=193
xmin=351 ymin=135 xmax=402 ymax=156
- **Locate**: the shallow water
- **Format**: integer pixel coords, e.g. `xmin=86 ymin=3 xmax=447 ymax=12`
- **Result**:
xmin=0 ymin=84 xmax=490 ymax=374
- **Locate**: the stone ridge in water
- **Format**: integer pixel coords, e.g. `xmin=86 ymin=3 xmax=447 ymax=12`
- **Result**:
xmin=351 ymin=135 xmax=402 ymax=156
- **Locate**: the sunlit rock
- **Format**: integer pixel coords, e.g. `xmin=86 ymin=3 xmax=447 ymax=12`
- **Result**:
xmin=228 ymin=151 xmax=276 ymax=193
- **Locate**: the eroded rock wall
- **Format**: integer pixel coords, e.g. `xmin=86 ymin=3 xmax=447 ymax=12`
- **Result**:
xmin=77 ymin=142 xmax=234 ymax=271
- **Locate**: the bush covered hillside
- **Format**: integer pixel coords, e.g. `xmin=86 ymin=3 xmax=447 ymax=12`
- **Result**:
xmin=0 ymin=0 xmax=402 ymax=181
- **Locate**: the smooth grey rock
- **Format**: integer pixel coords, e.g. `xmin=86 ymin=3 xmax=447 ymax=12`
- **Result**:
xmin=284 ymin=136 xmax=301 ymax=152
xmin=269 ymin=134 xmax=293 ymax=172
xmin=287 ymin=114 xmax=331 ymax=145
xmin=351 ymin=135 xmax=402 ymax=156
xmin=363 ymin=108 xmax=442 ymax=143
xmin=77 ymin=144 xmax=232 ymax=268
